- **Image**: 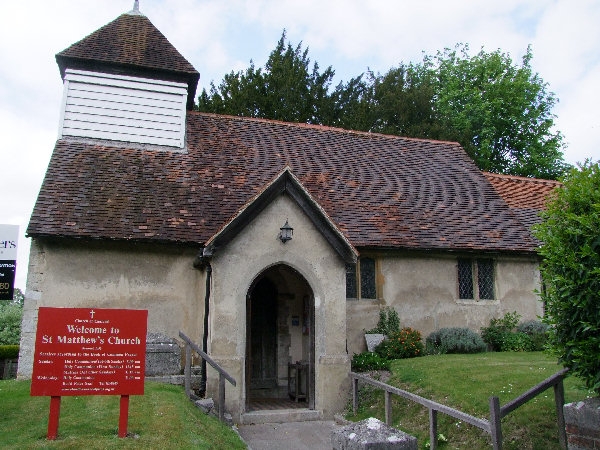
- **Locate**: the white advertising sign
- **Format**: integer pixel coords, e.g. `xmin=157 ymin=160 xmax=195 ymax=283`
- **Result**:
xmin=0 ymin=224 xmax=19 ymax=300
xmin=0 ymin=224 xmax=19 ymax=260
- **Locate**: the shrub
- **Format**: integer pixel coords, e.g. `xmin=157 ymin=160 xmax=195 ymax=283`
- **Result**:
xmin=0 ymin=345 xmax=20 ymax=359
xmin=351 ymin=352 xmax=391 ymax=372
xmin=481 ymin=311 xmax=521 ymax=351
xmin=0 ymin=302 xmax=23 ymax=346
xmin=517 ymin=320 xmax=549 ymax=351
xmin=534 ymin=161 xmax=600 ymax=394
xmin=425 ymin=327 xmax=487 ymax=354
xmin=375 ymin=327 xmax=424 ymax=360
xmin=517 ymin=319 xmax=549 ymax=335
xmin=366 ymin=307 xmax=400 ymax=336
xmin=500 ymin=332 xmax=533 ymax=352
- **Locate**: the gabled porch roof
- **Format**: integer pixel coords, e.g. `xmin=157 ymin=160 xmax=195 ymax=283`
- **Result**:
xmin=203 ymin=167 xmax=358 ymax=264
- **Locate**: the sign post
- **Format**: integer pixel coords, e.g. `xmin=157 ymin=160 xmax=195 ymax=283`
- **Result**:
xmin=48 ymin=396 xmax=61 ymax=440
xmin=0 ymin=224 xmax=19 ymax=300
xmin=31 ymin=307 xmax=148 ymax=439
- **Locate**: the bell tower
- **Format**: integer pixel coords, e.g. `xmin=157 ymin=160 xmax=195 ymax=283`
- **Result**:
xmin=55 ymin=1 xmax=199 ymax=149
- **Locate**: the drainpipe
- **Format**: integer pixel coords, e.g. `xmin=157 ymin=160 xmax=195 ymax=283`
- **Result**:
xmin=194 ymin=250 xmax=211 ymax=398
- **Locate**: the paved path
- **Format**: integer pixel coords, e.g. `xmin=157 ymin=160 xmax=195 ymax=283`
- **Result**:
xmin=237 ymin=420 xmax=339 ymax=450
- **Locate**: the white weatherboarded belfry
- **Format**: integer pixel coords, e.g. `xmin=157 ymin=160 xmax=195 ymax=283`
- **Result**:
xmin=59 ymin=70 xmax=188 ymax=148
xmin=19 ymin=3 xmax=559 ymax=422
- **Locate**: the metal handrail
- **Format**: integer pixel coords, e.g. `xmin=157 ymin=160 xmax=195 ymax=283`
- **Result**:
xmin=350 ymin=367 xmax=568 ymax=450
xmin=179 ymin=331 xmax=236 ymax=422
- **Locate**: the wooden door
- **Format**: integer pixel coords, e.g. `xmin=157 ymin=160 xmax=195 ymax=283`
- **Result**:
xmin=249 ymin=278 xmax=278 ymax=389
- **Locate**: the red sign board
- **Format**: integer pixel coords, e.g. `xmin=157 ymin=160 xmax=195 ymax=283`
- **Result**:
xmin=31 ymin=307 xmax=148 ymax=397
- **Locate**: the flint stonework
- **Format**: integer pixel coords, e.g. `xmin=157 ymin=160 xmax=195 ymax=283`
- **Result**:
xmin=331 ymin=417 xmax=417 ymax=450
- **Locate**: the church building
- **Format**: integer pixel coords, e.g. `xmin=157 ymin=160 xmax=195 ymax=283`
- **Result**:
xmin=18 ymin=3 xmax=558 ymax=422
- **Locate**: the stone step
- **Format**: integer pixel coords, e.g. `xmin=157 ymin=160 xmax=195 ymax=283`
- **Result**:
xmin=240 ymin=408 xmax=323 ymax=425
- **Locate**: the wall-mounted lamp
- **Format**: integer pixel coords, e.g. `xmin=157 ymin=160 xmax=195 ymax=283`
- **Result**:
xmin=279 ymin=219 xmax=293 ymax=243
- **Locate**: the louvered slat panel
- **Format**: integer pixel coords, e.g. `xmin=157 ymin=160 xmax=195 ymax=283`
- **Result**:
xmin=61 ymin=127 xmax=181 ymax=147
xmin=65 ymin=71 xmax=187 ymax=95
xmin=63 ymin=113 xmax=182 ymax=133
xmin=68 ymin=82 xmax=184 ymax=105
xmin=64 ymin=104 xmax=181 ymax=126
xmin=65 ymin=96 xmax=181 ymax=116
xmin=59 ymin=69 xmax=187 ymax=148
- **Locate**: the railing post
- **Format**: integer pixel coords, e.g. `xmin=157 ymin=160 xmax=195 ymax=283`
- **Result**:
xmin=184 ymin=343 xmax=192 ymax=398
xmin=429 ymin=408 xmax=438 ymax=450
xmin=385 ymin=390 xmax=392 ymax=425
xmin=489 ymin=396 xmax=502 ymax=450
xmin=352 ymin=376 xmax=359 ymax=415
xmin=219 ymin=373 xmax=226 ymax=422
xmin=554 ymin=378 xmax=567 ymax=449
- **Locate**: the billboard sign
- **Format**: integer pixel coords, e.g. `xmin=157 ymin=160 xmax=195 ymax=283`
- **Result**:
xmin=0 ymin=224 xmax=18 ymax=300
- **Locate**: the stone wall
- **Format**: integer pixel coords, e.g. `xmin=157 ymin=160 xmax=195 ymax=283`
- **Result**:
xmin=145 ymin=333 xmax=182 ymax=376
xmin=18 ymin=239 xmax=205 ymax=379
xmin=564 ymin=398 xmax=600 ymax=450
xmin=347 ymin=252 xmax=542 ymax=355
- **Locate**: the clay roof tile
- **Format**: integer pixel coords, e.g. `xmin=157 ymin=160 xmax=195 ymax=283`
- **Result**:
xmin=55 ymin=12 xmax=199 ymax=109
xmin=28 ymin=113 xmax=539 ymax=254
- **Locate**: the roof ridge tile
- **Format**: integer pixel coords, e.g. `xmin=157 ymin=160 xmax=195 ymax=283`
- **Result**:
xmin=190 ymin=111 xmax=462 ymax=145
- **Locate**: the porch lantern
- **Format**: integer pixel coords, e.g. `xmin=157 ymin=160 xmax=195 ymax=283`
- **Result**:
xmin=279 ymin=219 xmax=293 ymax=243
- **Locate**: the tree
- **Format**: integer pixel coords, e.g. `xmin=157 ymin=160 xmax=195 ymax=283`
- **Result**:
xmin=198 ymin=31 xmax=337 ymax=124
xmin=333 ymin=66 xmax=446 ymax=140
xmin=12 ymin=288 xmax=24 ymax=307
xmin=334 ymin=46 xmax=567 ymax=178
xmin=0 ymin=289 xmax=24 ymax=346
xmin=534 ymin=161 xmax=600 ymax=394
xmin=199 ymin=37 xmax=567 ymax=179
xmin=421 ymin=45 xmax=566 ymax=178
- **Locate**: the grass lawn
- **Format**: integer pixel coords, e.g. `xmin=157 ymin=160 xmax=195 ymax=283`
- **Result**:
xmin=347 ymin=352 xmax=594 ymax=450
xmin=0 ymin=380 xmax=246 ymax=449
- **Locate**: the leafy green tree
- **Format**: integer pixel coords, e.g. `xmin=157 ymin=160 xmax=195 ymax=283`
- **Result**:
xmin=534 ymin=161 xmax=600 ymax=394
xmin=421 ymin=44 xmax=566 ymax=178
xmin=333 ymin=66 xmax=445 ymax=139
xmin=334 ymin=46 xmax=567 ymax=178
xmin=0 ymin=304 xmax=22 ymax=346
xmin=330 ymin=74 xmax=374 ymax=131
xmin=199 ymin=36 xmax=567 ymax=179
xmin=0 ymin=289 xmax=24 ymax=345
xmin=12 ymin=288 xmax=24 ymax=307
xmin=198 ymin=31 xmax=337 ymax=124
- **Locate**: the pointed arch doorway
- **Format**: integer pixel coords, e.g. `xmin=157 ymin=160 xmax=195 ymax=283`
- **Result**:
xmin=246 ymin=264 xmax=315 ymax=411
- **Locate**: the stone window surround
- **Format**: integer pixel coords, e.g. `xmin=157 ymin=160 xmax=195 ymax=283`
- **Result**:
xmin=346 ymin=256 xmax=380 ymax=300
xmin=457 ymin=258 xmax=496 ymax=301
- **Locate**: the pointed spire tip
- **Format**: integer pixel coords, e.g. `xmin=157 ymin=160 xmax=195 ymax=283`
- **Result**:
xmin=127 ymin=0 xmax=144 ymax=16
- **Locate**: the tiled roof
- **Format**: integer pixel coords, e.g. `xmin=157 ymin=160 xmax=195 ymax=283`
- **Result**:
xmin=28 ymin=113 xmax=538 ymax=253
xmin=484 ymin=172 xmax=561 ymax=230
xmin=55 ymin=12 xmax=199 ymax=109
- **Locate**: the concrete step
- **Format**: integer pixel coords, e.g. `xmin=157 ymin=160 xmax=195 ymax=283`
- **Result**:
xmin=240 ymin=408 xmax=323 ymax=424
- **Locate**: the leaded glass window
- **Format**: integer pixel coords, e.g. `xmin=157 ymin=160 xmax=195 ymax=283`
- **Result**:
xmin=458 ymin=259 xmax=474 ymax=299
xmin=346 ymin=264 xmax=357 ymax=298
xmin=346 ymin=257 xmax=377 ymax=299
xmin=477 ymin=259 xmax=495 ymax=299
xmin=360 ymin=257 xmax=376 ymax=299
xmin=457 ymin=258 xmax=495 ymax=300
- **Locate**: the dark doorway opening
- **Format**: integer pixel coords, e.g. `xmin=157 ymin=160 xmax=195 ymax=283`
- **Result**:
xmin=249 ymin=278 xmax=278 ymax=390
xmin=246 ymin=265 xmax=315 ymax=412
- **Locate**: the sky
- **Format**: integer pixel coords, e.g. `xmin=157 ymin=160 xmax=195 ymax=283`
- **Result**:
xmin=1 ymin=0 xmax=599 ymax=292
